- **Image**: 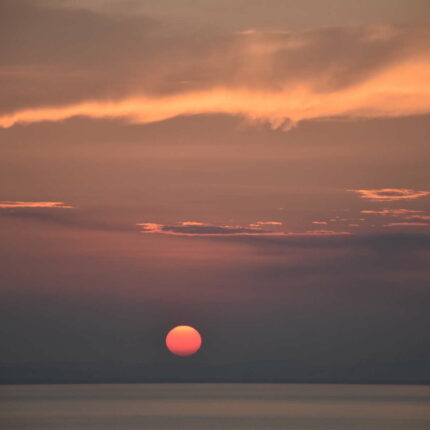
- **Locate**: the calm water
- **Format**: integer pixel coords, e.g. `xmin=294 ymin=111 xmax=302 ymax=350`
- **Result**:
xmin=1 ymin=383 xmax=429 ymax=430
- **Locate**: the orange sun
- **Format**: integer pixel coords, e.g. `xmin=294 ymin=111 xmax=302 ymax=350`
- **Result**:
xmin=165 ymin=325 xmax=202 ymax=357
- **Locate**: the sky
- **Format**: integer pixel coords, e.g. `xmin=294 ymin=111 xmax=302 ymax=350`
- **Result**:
xmin=0 ymin=0 xmax=430 ymax=383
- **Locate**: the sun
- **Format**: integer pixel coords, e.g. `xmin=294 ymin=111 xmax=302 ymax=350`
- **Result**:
xmin=165 ymin=325 xmax=202 ymax=357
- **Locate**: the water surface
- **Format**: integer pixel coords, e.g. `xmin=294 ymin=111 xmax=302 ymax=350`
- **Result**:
xmin=1 ymin=383 xmax=429 ymax=429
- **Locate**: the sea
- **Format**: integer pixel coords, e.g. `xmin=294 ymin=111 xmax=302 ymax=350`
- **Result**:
xmin=1 ymin=383 xmax=429 ymax=430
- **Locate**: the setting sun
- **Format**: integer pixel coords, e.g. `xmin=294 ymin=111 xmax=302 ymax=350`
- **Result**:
xmin=166 ymin=325 xmax=202 ymax=357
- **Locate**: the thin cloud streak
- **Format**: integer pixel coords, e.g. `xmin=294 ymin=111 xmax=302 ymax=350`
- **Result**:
xmin=360 ymin=209 xmax=430 ymax=221
xmin=384 ymin=222 xmax=429 ymax=227
xmin=0 ymin=201 xmax=74 ymax=208
xmin=361 ymin=209 xmax=424 ymax=216
xmin=249 ymin=221 xmax=283 ymax=227
xmin=403 ymin=215 xmax=430 ymax=221
xmin=137 ymin=222 xmax=350 ymax=237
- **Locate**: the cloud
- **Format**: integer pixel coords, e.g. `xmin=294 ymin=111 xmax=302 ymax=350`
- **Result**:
xmin=361 ymin=208 xmax=424 ymax=216
xmin=0 ymin=201 xmax=74 ymax=208
xmin=249 ymin=221 xmax=282 ymax=227
xmin=291 ymin=230 xmax=351 ymax=237
xmin=137 ymin=222 xmax=350 ymax=237
xmin=1 ymin=60 xmax=430 ymax=129
xmin=361 ymin=209 xmax=430 ymax=221
xmin=180 ymin=221 xmax=206 ymax=226
xmin=1 ymin=207 xmax=138 ymax=232
xmin=403 ymin=215 xmax=430 ymax=221
xmin=350 ymin=188 xmax=430 ymax=201
xmin=1 ymin=0 xmax=430 ymax=129
xmin=384 ymin=222 xmax=429 ymax=227
xmin=312 ymin=221 xmax=328 ymax=225
xmin=138 ymin=222 xmax=275 ymax=236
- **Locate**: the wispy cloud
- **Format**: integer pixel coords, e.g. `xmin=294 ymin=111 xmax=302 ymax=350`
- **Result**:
xmin=1 ymin=6 xmax=430 ymax=130
xmin=180 ymin=221 xmax=206 ymax=226
xmin=137 ymin=222 xmax=350 ymax=237
xmin=403 ymin=215 xmax=430 ymax=221
xmin=249 ymin=221 xmax=282 ymax=227
xmin=350 ymin=188 xmax=430 ymax=201
xmin=384 ymin=222 xmax=429 ymax=227
xmin=361 ymin=208 xmax=423 ymax=215
xmin=138 ymin=222 xmax=274 ymax=236
xmin=1 ymin=61 xmax=429 ymax=130
xmin=361 ymin=208 xmax=430 ymax=221
xmin=1 ymin=207 xmax=138 ymax=232
xmin=0 ymin=201 xmax=74 ymax=208
xmin=291 ymin=230 xmax=352 ymax=237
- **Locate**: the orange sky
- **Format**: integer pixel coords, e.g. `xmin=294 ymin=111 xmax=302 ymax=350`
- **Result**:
xmin=1 ymin=0 xmax=430 ymax=384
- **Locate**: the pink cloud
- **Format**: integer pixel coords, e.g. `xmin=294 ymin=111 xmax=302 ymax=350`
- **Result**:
xmin=138 ymin=222 xmax=276 ymax=237
xmin=350 ymin=188 xmax=430 ymax=201
xmin=137 ymin=222 xmax=350 ymax=237
xmin=384 ymin=222 xmax=429 ymax=227
xmin=1 ymin=58 xmax=430 ymax=130
xmin=0 ymin=201 xmax=74 ymax=208
xmin=290 ymin=230 xmax=351 ymax=237
xmin=361 ymin=208 xmax=423 ymax=216
xmin=403 ymin=215 xmax=430 ymax=221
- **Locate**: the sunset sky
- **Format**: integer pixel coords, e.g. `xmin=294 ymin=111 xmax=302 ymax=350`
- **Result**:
xmin=1 ymin=0 xmax=430 ymax=383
